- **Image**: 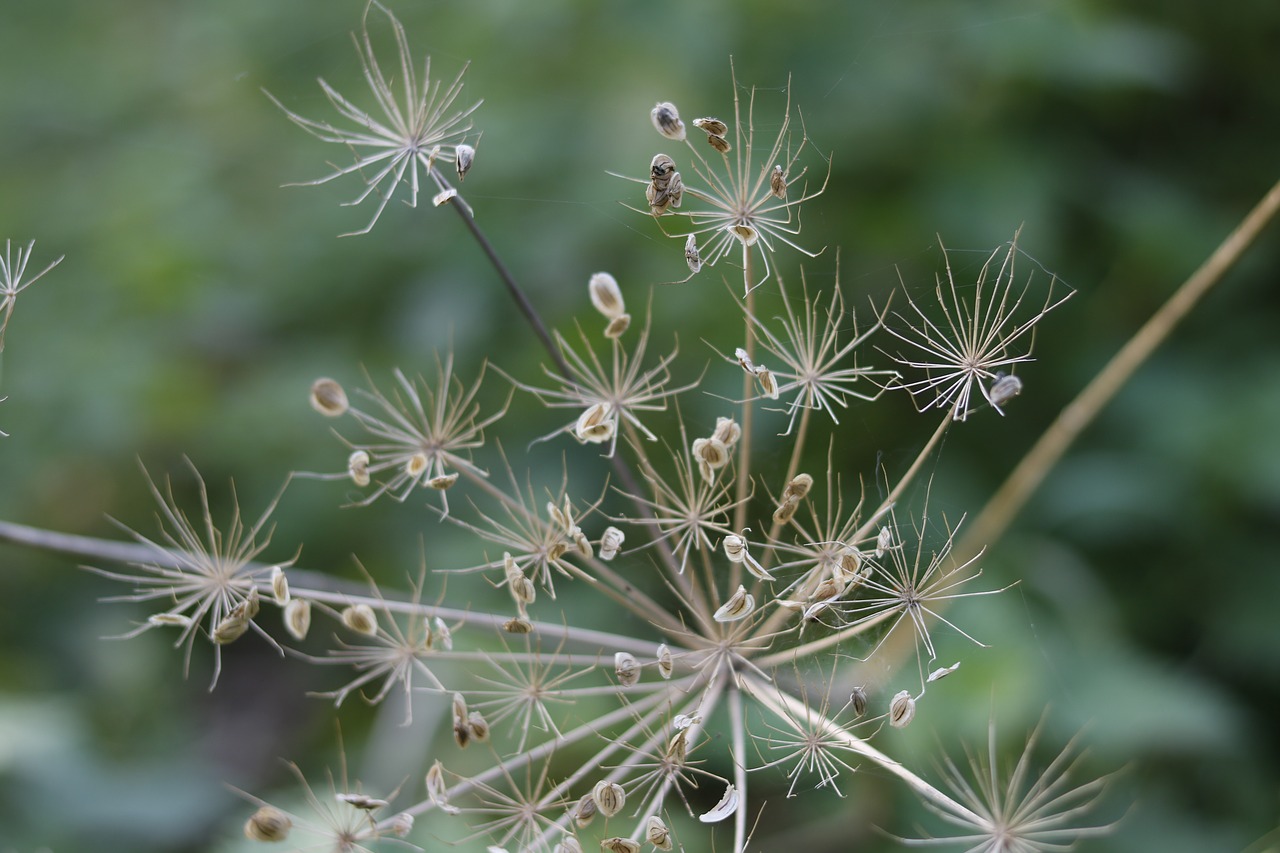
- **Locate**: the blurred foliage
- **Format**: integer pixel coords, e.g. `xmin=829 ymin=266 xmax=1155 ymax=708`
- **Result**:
xmin=1 ymin=0 xmax=1278 ymax=851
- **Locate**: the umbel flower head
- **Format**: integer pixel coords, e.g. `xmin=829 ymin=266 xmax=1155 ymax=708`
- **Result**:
xmin=266 ymin=0 xmax=482 ymax=235
xmin=1 ymin=238 xmax=63 ymax=353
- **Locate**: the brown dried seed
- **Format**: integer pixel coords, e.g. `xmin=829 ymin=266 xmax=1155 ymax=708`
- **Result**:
xmin=309 ymin=377 xmax=349 ymax=417
xmin=600 ymin=838 xmax=640 ymax=853
xmin=706 ymin=133 xmax=731 ymax=154
xmin=713 ymin=584 xmax=755 ymax=622
xmin=614 ymin=652 xmax=640 ymax=687
xmin=665 ymin=729 xmax=688 ymax=764
xmin=650 ymin=102 xmax=686 ymax=141
xmin=427 ymin=472 xmax=459 ymax=490
xmin=646 ymin=815 xmax=673 ymax=850
xmin=782 ymin=472 xmax=813 ymax=501
xmin=347 ymin=450 xmax=371 ymax=487
xmin=341 ymin=603 xmax=378 ymax=636
xmin=284 ymin=599 xmax=311 ymax=641
xmin=603 ymin=313 xmax=631 ymax=339
xmin=650 ymin=153 xmax=676 ymax=183
xmin=755 ymin=366 xmax=779 ymax=400
xmin=770 ymin=163 xmax=787 ymax=199
xmin=571 ymin=792 xmax=598 ymax=827
xmin=588 ymin=272 xmax=625 ymax=319
xmin=772 ymin=494 xmax=800 ymax=524
xmin=455 ymin=143 xmax=475 ymax=180
xmin=503 ymin=616 xmax=534 ymax=634
xmin=693 ymin=116 xmax=728 ymax=136
xmin=850 ymin=685 xmax=868 ymax=717
xmin=889 ymin=690 xmax=916 ymax=728
xmin=592 ymin=780 xmax=626 ymax=817
xmin=244 ymin=805 xmax=292 ymax=841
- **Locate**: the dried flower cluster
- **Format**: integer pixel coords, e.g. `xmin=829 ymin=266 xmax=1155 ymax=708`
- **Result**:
xmin=13 ymin=5 xmax=1121 ymax=853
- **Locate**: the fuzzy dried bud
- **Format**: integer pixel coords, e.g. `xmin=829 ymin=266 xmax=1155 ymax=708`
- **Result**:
xmin=592 ymin=780 xmax=626 ymax=818
xmin=614 ymin=651 xmax=640 ymax=687
xmin=684 ymin=234 xmax=702 ymax=274
xmin=588 ymin=272 xmax=626 ymax=319
xmin=650 ymin=102 xmax=686 ymax=141
xmin=713 ymin=584 xmax=755 ymax=622
xmin=656 ymin=643 xmax=673 ymax=679
xmin=600 ymin=839 xmax=640 ymax=853
xmin=850 ymin=685 xmax=868 ymax=717
xmin=244 ymin=805 xmax=292 ymax=841
xmin=284 ymin=599 xmax=311 ymax=641
xmin=646 ymin=815 xmax=673 ymax=851
xmin=309 ymin=378 xmax=349 ymax=417
xmin=770 ymin=164 xmax=787 ymax=199
xmin=599 ymin=526 xmax=625 ymax=561
xmin=574 ymin=402 xmax=615 ymax=444
xmin=336 ymin=792 xmax=389 ymax=811
xmin=347 ymin=450 xmax=371 ymax=487
xmin=341 ymin=603 xmax=378 ymax=636
xmin=455 ymin=143 xmax=475 ymax=180
xmin=270 ymin=566 xmax=289 ymax=606
xmin=693 ymin=116 xmax=728 ymax=137
xmin=889 ymin=690 xmax=916 ymax=728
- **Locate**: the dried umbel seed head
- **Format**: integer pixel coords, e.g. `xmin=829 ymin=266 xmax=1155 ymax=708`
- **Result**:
xmin=571 ymin=792 xmax=598 ymax=827
xmin=650 ymin=102 xmax=686 ymax=141
xmin=347 ymin=450 xmax=371 ymax=487
xmin=341 ymin=603 xmax=378 ymax=636
xmin=713 ymin=584 xmax=755 ymax=622
xmin=603 ymin=313 xmax=631 ymax=339
xmin=656 ymin=643 xmax=673 ymax=679
xmin=284 ymin=598 xmax=311 ymax=641
xmin=684 ymin=234 xmax=702 ymax=275
xmin=850 ymin=685 xmax=868 ymax=717
xmin=574 ymin=402 xmax=615 ymax=444
xmin=588 ymin=272 xmax=625 ymax=319
xmin=614 ymin=651 xmax=640 ymax=687
xmin=601 ymin=839 xmax=640 ymax=853
xmin=244 ymin=805 xmax=292 ymax=841
xmin=889 ymin=690 xmax=916 ymax=728
xmin=428 ymin=472 xmax=459 ymax=490
xmin=646 ymin=815 xmax=673 ymax=851
xmin=770 ymin=163 xmax=787 ymax=199
xmin=598 ymin=526 xmax=625 ymax=561
xmin=705 ymin=132 xmax=731 ymax=154
xmin=455 ymin=143 xmax=475 ymax=180
xmin=336 ymin=792 xmax=389 ymax=812
xmin=592 ymin=780 xmax=626 ymax=818
xmin=693 ymin=116 xmax=728 ymax=137
xmin=309 ymin=377 xmax=349 ymax=417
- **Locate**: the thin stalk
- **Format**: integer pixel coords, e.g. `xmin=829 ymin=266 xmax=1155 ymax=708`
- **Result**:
xmin=731 ymin=248 xmax=758 ymax=585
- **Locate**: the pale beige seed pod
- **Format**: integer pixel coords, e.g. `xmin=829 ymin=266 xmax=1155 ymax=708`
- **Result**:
xmin=723 ymin=534 xmax=775 ymax=581
xmin=889 ymin=690 xmax=916 ymax=728
xmin=547 ymin=541 xmax=569 ymax=562
xmin=599 ymin=526 xmax=625 ymax=561
xmin=665 ymin=170 xmax=684 ymax=208
xmin=244 ymin=805 xmax=292 ymax=841
xmin=692 ymin=437 xmax=730 ymax=481
xmin=503 ymin=616 xmax=534 ymax=634
xmin=684 ymin=233 xmax=702 ymax=274
xmin=772 ymin=494 xmax=800 ymax=524
xmin=455 ymin=143 xmax=475 ymax=180
xmin=213 ymin=611 xmax=250 ymax=645
xmin=284 ymin=599 xmax=311 ymax=641
xmin=850 ymin=685 xmax=868 ymax=717
xmin=755 ymin=366 xmax=779 ymax=400
xmin=347 ymin=450 xmax=371 ymax=487
xmin=988 ymin=372 xmax=1023 ymax=409
xmin=656 ymin=643 xmax=673 ymax=679
xmin=646 ymin=181 xmax=672 ymax=217
xmin=574 ymin=402 xmax=615 ymax=444
xmin=650 ymin=153 xmax=677 ymax=183
xmin=554 ymin=838 xmax=584 ymax=853
xmin=467 ymin=710 xmax=490 ymax=742
xmin=571 ymin=792 xmax=598 ymax=828
xmin=673 ymin=711 xmax=701 ymax=731
xmin=588 ymin=272 xmax=626 ymax=319
xmin=693 ymin=116 xmax=728 ymax=136
xmin=650 ymin=102 xmax=686 ymax=141
xmin=712 ymin=416 xmax=741 ymax=447
xmin=148 ymin=612 xmax=193 ymax=628
xmin=876 ymin=526 xmax=894 ymax=557
xmin=706 ymin=133 xmax=731 ymax=154
xmin=665 ymin=729 xmax=688 ymax=764
xmin=770 ymin=163 xmax=787 ymax=199
xmin=270 ymin=566 xmax=290 ymax=606
xmin=336 ymin=792 xmax=389 ymax=811
xmin=728 ymin=222 xmax=759 ymax=247
xmin=646 ymin=815 xmax=673 ymax=851
xmin=241 ymin=586 xmax=261 ymax=620
xmin=591 ymin=780 xmax=626 ymax=818
xmin=405 ymin=452 xmax=429 ymax=481
xmin=390 ymin=812 xmax=415 ymax=837
xmin=309 ymin=377 xmax=349 ymax=417
xmin=600 ymin=839 xmax=640 ymax=853
xmin=927 ymin=661 xmax=961 ymax=683
xmin=782 ymin=472 xmax=813 ymax=501
xmin=426 ymin=759 xmax=460 ymax=815
xmin=433 ymin=616 xmax=453 ymax=650
xmin=614 ymin=651 xmax=640 ymax=687
xmin=572 ymin=528 xmax=593 ymax=558
xmin=699 ymin=783 xmax=740 ymax=823
xmin=428 ymin=472 xmax=459 ymax=490
xmin=837 ymin=547 xmax=864 ymax=583
xmin=341 ymin=603 xmax=378 ymax=636
xmin=452 ymin=692 xmax=471 ymax=748
xmin=432 ymin=187 xmax=458 ymax=207
xmin=713 ymin=584 xmax=755 ymax=622
xmin=810 ymin=576 xmax=841 ymax=603
xmin=603 ymin=313 xmax=631 ymax=339
xmin=734 ymin=347 xmax=756 ymax=374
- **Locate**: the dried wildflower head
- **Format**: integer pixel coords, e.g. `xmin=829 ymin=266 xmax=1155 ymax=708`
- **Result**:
xmin=884 ymin=230 xmax=1071 ymax=422
xmin=0 ymin=239 xmax=63 ymax=354
xmin=266 ymin=1 xmax=481 ymax=235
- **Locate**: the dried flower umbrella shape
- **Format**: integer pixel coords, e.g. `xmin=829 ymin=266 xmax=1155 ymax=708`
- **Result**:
xmin=0 ymin=238 xmax=63 ymax=353
xmin=266 ymin=0 xmax=482 ymax=235
xmin=883 ymin=231 xmax=1072 ymax=422
xmin=620 ymin=61 xmax=830 ymax=293
xmin=88 ymin=460 xmax=294 ymax=689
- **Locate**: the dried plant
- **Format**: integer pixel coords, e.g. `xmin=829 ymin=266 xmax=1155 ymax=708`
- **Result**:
xmin=8 ymin=5 xmax=1279 ymax=853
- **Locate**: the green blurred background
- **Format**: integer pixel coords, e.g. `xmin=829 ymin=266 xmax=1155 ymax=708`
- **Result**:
xmin=1 ymin=0 xmax=1278 ymax=850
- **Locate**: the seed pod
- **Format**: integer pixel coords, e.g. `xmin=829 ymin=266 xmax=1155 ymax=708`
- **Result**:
xmin=405 ymin=452 xmax=429 ymax=481
xmin=782 ymin=472 xmax=812 ymax=501
xmin=467 ymin=710 xmax=490 ymax=742
xmin=426 ymin=760 xmax=460 ymax=815
xmin=646 ymin=815 xmax=673 ymax=851
xmin=810 ymin=576 xmax=840 ymax=603
xmin=713 ymin=584 xmax=755 ymax=622
xmin=548 ymin=541 xmax=569 ymax=562
xmin=603 ymin=313 xmax=631 ymax=339
xmin=240 ymin=586 xmax=261 ymax=620
xmin=706 ymin=133 xmax=731 ymax=154
xmin=347 ymin=450 xmax=371 ymax=487
xmin=728 ymin=223 xmax=759 ymax=247
xmin=572 ymin=528 xmax=593 ymax=558
xmin=148 ymin=612 xmax=193 ymax=628
xmin=309 ymin=378 xmax=349 ymax=417
xmin=850 ymin=685 xmax=868 ymax=717
xmin=712 ymin=416 xmax=741 ymax=447
xmin=698 ymin=783 xmax=740 ymax=823
xmin=390 ymin=812 xmax=415 ymax=837
xmin=656 ymin=643 xmax=673 ymax=679
xmin=664 ymin=171 xmax=684 ymax=208
xmin=673 ymin=712 xmax=702 ymax=731
xmin=592 ymin=780 xmax=626 ymax=817
xmin=692 ymin=436 xmax=730 ymax=473
xmin=599 ymin=526 xmax=626 ymax=561
xmin=650 ymin=102 xmax=686 ymax=141
xmin=432 ymin=187 xmax=458 ymax=207
xmin=213 ymin=611 xmax=250 ymax=645
xmin=270 ymin=566 xmax=289 ymax=606
xmin=428 ymin=472 xmax=459 ymax=490
xmin=433 ymin=616 xmax=453 ymax=650
xmin=503 ymin=617 xmax=534 ymax=634
xmin=571 ymin=792 xmax=598 ymax=828
xmin=554 ymin=838 xmax=584 ymax=853
xmin=723 ymin=534 xmax=775 ymax=582
xmin=836 ymin=548 xmax=863 ymax=583
xmin=734 ymin=347 xmax=756 ymax=374
xmin=650 ymin=153 xmax=677 ymax=183
xmin=889 ymin=690 xmax=916 ymax=728
xmin=614 ymin=652 xmax=640 ymax=687
xmin=684 ymin=234 xmax=702 ymax=274
xmin=452 ymin=693 xmax=471 ymax=747
xmin=876 ymin=526 xmax=894 ymax=557
xmin=284 ymin=599 xmax=311 ymax=641
xmin=665 ymin=729 xmax=689 ymax=764
xmin=600 ymin=839 xmax=640 ymax=853
xmin=693 ymin=116 xmax=728 ymax=137
xmin=588 ymin=272 xmax=625 ymax=319
xmin=927 ymin=661 xmax=961 ymax=683
xmin=341 ymin=603 xmax=378 ymax=636
xmin=772 ymin=494 xmax=800 ymax=524
xmin=336 ymin=793 xmax=389 ymax=812
xmin=244 ymin=805 xmax=292 ymax=841
xmin=455 ymin=144 xmax=475 ymax=180
xmin=574 ymin=403 xmax=615 ymax=444
xmin=988 ymin=372 xmax=1023 ymax=410
xmin=770 ymin=164 xmax=787 ymax=199
xmin=755 ymin=366 xmax=779 ymax=400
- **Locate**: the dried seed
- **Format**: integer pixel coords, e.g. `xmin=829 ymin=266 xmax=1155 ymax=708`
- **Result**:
xmin=600 ymin=839 xmax=640 ymax=853
xmin=889 ymin=690 xmax=916 ymax=728
xmin=244 ymin=805 xmax=292 ymax=841
xmin=599 ymin=526 xmax=625 ymax=561
xmin=452 ymin=692 xmax=471 ymax=747
xmin=455 ymin=143 xmax=475 ymax=180
xmin=341 ymin=603 xmax=378 ymax=636
xmin=988 ymin=371 xmax=1023 ymax=410
xmin=723 ymin=533 xmax=775 ymax=581
xmin=684 ymin=234 xmax=702 ymax=274
xmin=692 ymin=436 xmax=730 ymax=473
xmin=213 ymin=611 xmax=250 ymax=645
xmin=603 ymin=313 xmax=631 ymax=339
xmin=502 ymin=616 xmax=534 ymax=634
xmin=428 ymin=472 xmax=459 ymax=490
xmin=592 ymin=780 xmax=626 ymax=817
xmin=572 ymin=527 xmax=593 ymax=558
xmin=650 ymin=153 xmax=677 ymax=183
xmin=693 ymin=116 xmax=728 ymax=137
xmin=850 ymin=685 xmax=868 ymax=717
xmin=646 ymin=815 xmax=673 ymax=851
xmin=698 ymin=783 xmax=740 ymax=823
xmin=836 ymin=548 xmax=864 ymax=583
xmin=713 ymin=584 xmax=755 ymax=622
xmin=432 ymin=187 xmax=458 ymax=207
xmin=336 ymin=792 xmax=389 ymax=811
xmin=588 ymin=272 xmax=625 ymax=319
xmin=650 ymin=102 xmax=686 ymax=141
xmin=728 ymin=222 xmax=758 ymax=246
xmin=614 ymin=651 xmax=640 ymax=687
xmin=782 ymin=472 xmax=813 ymax=501
xmin=875 ymin=526 xmax=894 ymax=557
xmin=433 ymin=616 xmax=452 ymax=650
xmin=554 ymin=838 xmax=584 ymax=853
xmin=347 ymin=450 xmax=371 ymax=487
xmin=270 ymin=566 xmax=289 ymax=606
xmin=673 ymin=712 xmax=702 ymax=730
xmin=706 ymin=133 xmax=731 ymax=154
xmin=665 ymin=729 xmax=689 ymax=764
xmin=571 ymin=792 xmax=598 ymax=827
xmin=734 ymin=347 xmax=756 ymax=373
xmin=148 ymin=612 xmax=193 ymax=628
xmin=574 ymin=403 xmax=615 ymax=444
xmin=755 ymin=366 xmax=779 ymax=400
xmin=284 ymin=599 xmax=311 ymax=641
xmin=927 ymin=661 xmax=961 ymax=683
xmin=426 ymin=759 xmax=460 ymax=815
xmin=712 ymin=416 xmax=741 ymax=447
xmin=390 ymin=812 xmax=414 ymax=837
xmin=467 ymin=710 xmax=490 ymax=742
xmin=656 ymin=643 xmax=673 ymax=679
xmin=770 ymin=164 xmax=787 ymax=199
xmin=309 ymin=377 xmax=349 ymax=417
xmin=772 ymin=494 xmax=800 ymax=524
